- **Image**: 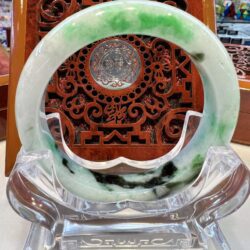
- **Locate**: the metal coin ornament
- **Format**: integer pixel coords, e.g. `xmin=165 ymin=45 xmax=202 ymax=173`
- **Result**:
xmin=89 ymin=39 xmax=142 ymax=90
xmin=15 ymin=1 xmax=239 ymax=202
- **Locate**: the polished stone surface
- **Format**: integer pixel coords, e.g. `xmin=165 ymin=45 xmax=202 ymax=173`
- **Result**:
xmin=15 ymin=1 xmax=240 ymax=202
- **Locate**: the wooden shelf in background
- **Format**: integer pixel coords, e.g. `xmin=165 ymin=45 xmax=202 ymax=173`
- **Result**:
xmin=232 ymin=87 xmax=250 ymax=146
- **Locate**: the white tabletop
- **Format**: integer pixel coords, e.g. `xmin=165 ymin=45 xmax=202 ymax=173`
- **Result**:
xmin=0 ymin=141 xmax=250 ymax=250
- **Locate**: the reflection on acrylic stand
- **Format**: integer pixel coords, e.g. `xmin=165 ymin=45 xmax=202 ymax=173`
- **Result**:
xmin=7 ymin=111 xmax=250 ymax=250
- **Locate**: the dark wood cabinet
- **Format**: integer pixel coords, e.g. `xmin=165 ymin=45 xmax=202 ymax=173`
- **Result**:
xmin=233 ymin=88 xmax=250 ymax=145
xmin=224 ymin=44 xmax=250 ymax=145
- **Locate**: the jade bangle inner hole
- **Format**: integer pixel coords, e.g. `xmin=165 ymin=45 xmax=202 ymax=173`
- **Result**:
xmin=41 ymin=35 xmax=204 ymax=174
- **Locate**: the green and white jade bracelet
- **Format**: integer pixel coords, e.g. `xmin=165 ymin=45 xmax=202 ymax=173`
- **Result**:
xmin=15 ymin=1 xmax=240 ymax=202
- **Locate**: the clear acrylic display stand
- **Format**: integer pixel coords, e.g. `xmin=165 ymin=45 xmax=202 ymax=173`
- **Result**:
xmin=6 ymin=111 xmax=250 ymax=250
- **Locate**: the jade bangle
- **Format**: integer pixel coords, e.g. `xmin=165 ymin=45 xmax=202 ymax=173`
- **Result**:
xmin=16 ymin=1 xmax=239 ymax=202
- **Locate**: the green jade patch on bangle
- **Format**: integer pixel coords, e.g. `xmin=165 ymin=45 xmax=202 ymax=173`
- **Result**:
xmin=15 ymin=1 xmax=239 ymax=202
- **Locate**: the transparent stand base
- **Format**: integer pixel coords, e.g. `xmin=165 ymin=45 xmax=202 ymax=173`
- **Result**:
xmin=24 ymin=222 xmax=205 ymax=249
xmin=7 ymin=112 xmax=250 ymax=250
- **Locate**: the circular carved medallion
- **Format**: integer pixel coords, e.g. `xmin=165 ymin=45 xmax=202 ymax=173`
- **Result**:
xmin=89 ymin=39 xmax=141 ymax=90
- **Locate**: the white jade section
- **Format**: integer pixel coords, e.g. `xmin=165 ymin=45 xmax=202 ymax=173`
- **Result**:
xmin=15 ymin=1 xmax=239 ymax=202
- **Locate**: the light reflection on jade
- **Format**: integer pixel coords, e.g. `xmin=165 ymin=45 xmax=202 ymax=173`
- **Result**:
xmin=15 ymin=1 xmax=239 ymax=202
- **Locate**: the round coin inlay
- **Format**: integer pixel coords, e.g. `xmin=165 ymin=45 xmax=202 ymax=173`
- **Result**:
xmin=89 ymin=39 xmax=141 ymax=90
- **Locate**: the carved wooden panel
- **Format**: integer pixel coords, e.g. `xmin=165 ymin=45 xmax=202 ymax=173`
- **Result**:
xmin=22 ymin=0 xmax=204 ymax=161
xmin=225 ymin=44 xmax=250 ymax=81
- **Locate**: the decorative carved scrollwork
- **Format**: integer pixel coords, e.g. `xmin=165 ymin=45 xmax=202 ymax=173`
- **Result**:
xmin=225 ymin=44 xmax=250 ymax=80
xmin=38 ymin=0 xmax=81 ymax=38
xmin=46 ymin=36 xmax=196 ymax=147
xmin=28 ymin=0 xmax=203 ymax=161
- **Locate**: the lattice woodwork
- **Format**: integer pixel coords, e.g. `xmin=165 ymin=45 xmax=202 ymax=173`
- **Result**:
xmin=46 ymin=37 xmax=195 ymax=145
xmin=22 ymin=0 xmax=205 ymax=161
xmin=225 ymin=44 xmax=250 ymax=81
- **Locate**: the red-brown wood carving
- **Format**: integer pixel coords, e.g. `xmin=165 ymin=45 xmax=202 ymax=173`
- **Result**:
xmin=24 ymin=0 xmax=204 ymax=161
xmin=225 ymin=44 xmax=250 ymax=81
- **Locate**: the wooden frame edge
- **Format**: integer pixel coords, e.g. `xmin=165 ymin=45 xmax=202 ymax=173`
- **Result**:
xmin=5 ymin=0 xmax=27 ymax=176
